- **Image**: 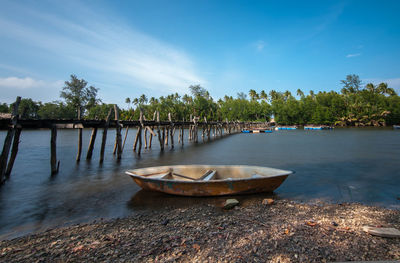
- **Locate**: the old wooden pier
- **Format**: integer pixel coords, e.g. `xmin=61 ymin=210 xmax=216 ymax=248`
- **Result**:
xmin=0 ymin=97 xmax=265 ymax=183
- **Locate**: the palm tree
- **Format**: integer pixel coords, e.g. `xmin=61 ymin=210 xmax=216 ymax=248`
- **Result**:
xmin=260 ymin=90 xmax=268 ymax=101
xmin=283 ymin=90 xmax=292 ymax=100
xmin=132 ymin=98 xmax=139 ymax=107
xmin=139 ymin=94 xmax=148 ymax=105
xmin=296 ymin=89 xmax=304 ymax=98
xmin=248 ymin=89 xmax=259 ymax=101
xmin=125 ymin=97 xmax=131 ymax=109
xmin=377 ymin=82 xmax=396 ymax=96
xmin=269 ymin=90 xmax=278 ymax=101
xmin=365 ymin=83 xmax=376 ymax=93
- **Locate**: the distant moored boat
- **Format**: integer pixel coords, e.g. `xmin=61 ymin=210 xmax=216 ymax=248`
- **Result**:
xmin=394 ymin=125 xmax=400 ymax=129
xmin=304 ymin=126 xmax=333 ymax=130
xmin=275 ymin=126 xmax=297 ymax=130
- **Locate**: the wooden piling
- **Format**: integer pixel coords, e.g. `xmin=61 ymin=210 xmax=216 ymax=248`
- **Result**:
xmin=156 ymin=111 xmax=164 ymax=151
xmin=181 ymin=119 xmax=184 ymax=146
xmin=133 ymin=127 xmax=140 ymax=151
xmin=0 ymin=96 xmax=21 ymax=183
xmin=121 ymin=125 xmax=129 ymax=151
xmin=76 ymin=107 xmax=83 ymax=162
xmin=168 ymin=113 xmax=174 ymax=149
xmin=5 ymin=127 xmax=21 ymax=177
xmin=138 ymin=111 xmax=143 ymax=155
xmin=149 ymin=111 xmax=156 ymax=149
xmin=114 ymin=105 xmax=122 ymax=159
xmin=165 ymin=127 xmax=169 ymax=146
xmin=99 ymin=108 xmax=113 ymax=164
xmin=50 ymin=125 xmax=58 ymax=175
xmin=86 ymin=127 xmax=98 ymax=160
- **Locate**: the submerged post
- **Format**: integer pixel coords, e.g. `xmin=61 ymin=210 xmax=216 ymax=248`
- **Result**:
xmin=86 ymin=127 xmax=98 ymax=160
xmin=99 ymin=108 xmax=113 ymax=164
xmin=50 ymin=125 xmax=59 ymax=175
xmin=156 ymin=111 xmax=164 ymax=151
xmin=168 ymin=113 xmax=174 ymax=149
xmin=76 ymin=107 xmax=83 ymax=162
xmin=138 ymin=111 xmax=143 ymax=155
xmin=114 ymin=105 xmax=122 ymax=159
xmin=0 ymin=96 xmax=21 ymax=183
xmin=5 ymin=127 xmax=22 ymax=178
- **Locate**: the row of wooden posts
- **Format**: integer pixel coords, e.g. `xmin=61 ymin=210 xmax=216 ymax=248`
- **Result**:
xmin=0 ymin=97 xmax=262 ymax=184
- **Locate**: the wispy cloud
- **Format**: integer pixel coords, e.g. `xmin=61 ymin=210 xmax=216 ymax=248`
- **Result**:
xmin=253 ymin=40 xmax=266 ymax=52
xmin=0 ymin=77 xmax=62 ymax=90
xmin=0 ymin=1 xmax=206 ymax=96
xmin=346 ymin=53 xmax=361 ymax=58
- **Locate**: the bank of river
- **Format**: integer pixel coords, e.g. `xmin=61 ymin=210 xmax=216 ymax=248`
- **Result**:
xmin=0 ymin=127 xmax=399 ymax=239
xmin=1 ymin=200 xmax=399 ymax=262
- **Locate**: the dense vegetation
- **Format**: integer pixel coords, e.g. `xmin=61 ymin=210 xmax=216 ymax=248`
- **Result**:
xmin=1 ymin=74 xmax=399 ymax=126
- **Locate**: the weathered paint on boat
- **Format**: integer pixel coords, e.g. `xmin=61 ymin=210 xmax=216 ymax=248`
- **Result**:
xmin=126 ymin=165 xmax=292 ymax=196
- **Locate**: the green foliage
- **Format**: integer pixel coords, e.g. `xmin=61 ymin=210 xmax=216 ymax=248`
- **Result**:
xmin=86 ymin=104 xmax=114 ymax=120
xmin=6 ymin=74 xmax=400 ymax=126
xmin=0 ymin=103 xmax=9 ymax=113
xmin=60 ymin=75 xmax=100 ymax=117
xmin=38 ymin=102 xmax=76 ymax=119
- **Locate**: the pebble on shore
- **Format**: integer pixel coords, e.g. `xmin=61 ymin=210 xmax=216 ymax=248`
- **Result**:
xmin=0 ymin=199 xmax=399 ymax=263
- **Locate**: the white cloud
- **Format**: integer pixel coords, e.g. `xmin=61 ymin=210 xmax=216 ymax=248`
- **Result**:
xmin=0 ymin=77 xmax=62 ymax=90
xmin=254 ymin=40 xmax=266 ymax=51
xmin=346 ymin=53 xmax=361 ymax=58
xmin=0 ymin=1 xmax=206 ymax=96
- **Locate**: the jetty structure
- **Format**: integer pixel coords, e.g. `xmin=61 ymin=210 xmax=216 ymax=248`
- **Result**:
xmin=0 ymin=97 xmax=267 ymax=183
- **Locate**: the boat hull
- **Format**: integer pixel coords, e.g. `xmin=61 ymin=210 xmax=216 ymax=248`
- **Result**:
xmin=127 ymin=165 xmax=291 ymax=196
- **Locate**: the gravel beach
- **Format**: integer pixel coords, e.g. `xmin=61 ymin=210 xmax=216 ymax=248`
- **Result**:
xmin=0 ymin=199 xmax=399 ymax=262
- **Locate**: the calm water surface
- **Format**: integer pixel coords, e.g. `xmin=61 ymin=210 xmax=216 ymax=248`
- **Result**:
xmin=0 ymin=127 xmax=399 ymax=239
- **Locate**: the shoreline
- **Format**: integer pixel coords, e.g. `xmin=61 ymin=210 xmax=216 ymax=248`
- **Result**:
xmin=1 ymin=199 xmax=399 ymax=262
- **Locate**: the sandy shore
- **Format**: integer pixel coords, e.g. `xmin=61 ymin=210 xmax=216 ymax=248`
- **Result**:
xmin=0 ymin=199 xmax=399 ymax=262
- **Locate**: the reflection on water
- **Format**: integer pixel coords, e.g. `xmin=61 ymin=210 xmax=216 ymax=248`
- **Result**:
xmin=0 ymin=127 xmax=399 ymax=239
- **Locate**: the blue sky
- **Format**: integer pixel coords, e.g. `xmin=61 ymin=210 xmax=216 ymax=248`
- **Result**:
xmin=0 ymin=0 xmax=399 ymax=106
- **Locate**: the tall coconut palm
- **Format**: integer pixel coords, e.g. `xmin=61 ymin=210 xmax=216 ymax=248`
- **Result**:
xmin=125 ymin=97 xmax=131 ymax=109
xmin=296 ymin=89 xmax=304 ymax=98
xmin=365 ymin=83 xmax=376 ymax=93
xmin=260 ymin=90 xmax=268 ymax=101
xmin=248 ymin=89 xmax=259 ymax=100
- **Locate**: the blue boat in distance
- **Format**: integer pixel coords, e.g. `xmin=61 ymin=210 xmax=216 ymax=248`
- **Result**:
xmin=394 ymin=125 xmax=400 ymax=129
xmin=304 ymin=126 xmax=334 ymax=130
xmin=275 ymin=126 xmax=297 ymax=130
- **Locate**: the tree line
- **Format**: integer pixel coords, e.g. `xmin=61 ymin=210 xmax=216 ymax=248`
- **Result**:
xmin=1 ymin=74 xmax=399 ymax=126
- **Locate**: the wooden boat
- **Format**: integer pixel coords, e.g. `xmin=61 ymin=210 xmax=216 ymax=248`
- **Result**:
xmin=126 ymin=165 xmax=292 ymax=196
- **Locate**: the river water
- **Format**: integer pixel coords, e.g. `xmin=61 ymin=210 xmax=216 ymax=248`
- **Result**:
xmin=0 ymin=127 xmax=399 ymax=239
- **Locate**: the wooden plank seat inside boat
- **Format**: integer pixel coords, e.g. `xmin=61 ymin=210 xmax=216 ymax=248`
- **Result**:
xmin=144 ymin=169 xmax=218 ymax=181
